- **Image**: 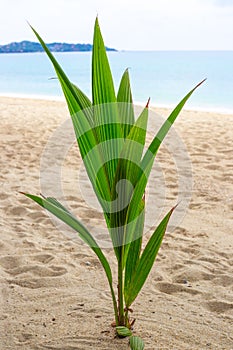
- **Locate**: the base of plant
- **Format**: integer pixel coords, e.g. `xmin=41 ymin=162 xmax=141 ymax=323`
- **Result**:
xmin=111 ymin=317 xmax=136 ymax=331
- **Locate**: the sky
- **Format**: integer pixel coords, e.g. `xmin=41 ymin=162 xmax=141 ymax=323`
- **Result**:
xmin=1 ymin=0 xmax=233 ymax=50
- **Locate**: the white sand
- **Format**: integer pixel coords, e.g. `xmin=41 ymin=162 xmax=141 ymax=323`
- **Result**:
xmin=0 ymin=97 xmax=232 ymax=349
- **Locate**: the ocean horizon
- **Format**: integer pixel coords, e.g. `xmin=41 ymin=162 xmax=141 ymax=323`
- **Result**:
xmin=1 ymin=50 xmax=233 ymax=113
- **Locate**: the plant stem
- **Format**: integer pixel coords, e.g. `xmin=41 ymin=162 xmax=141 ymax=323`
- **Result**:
xmin=124 ymin=308 xmax=129 ymax=328
xmin=118 ymin=257 xmax=125 ymax=326
xmin=110 ymin=283 xmax=119 ymax=327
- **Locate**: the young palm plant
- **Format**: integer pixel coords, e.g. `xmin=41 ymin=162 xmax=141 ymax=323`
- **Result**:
xmin=22 ymin=18 xmax=205 ymax=346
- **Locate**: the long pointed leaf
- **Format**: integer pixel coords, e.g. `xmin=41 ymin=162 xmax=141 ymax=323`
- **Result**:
xmin=92 ymin=17 xmax=116 ymax=105
xmin=92 ymin=18 xmax=123 ymax=188
xmin=21 ymin=192 xmax=118 ymax=323
xmin=125 ymin=80 xmax=206 ymax=229
xmin=71 ymin=83 xmax=93 ymax=126
xmin=125 ymin=206 xmax=175 ymax=307
xmin=116 ymin=103 xmax=149 ymax=189
xmin=124 ymin=198 xmax=145 ymax=295
xmin=30 ymin=25 xmax=113 ymax=210
xmin=71 ymin=112 xmax=112 ymax=210
xmin=22 ymin=193 xmax=106 ymax=261
xmin=30 ymin=25 xmax=86 ymax=116
xmin=141 ymin=79 xmax=206 ymax=170
xmin=117 ymin=69 xmax=135 ymax=137
xmin=109 ymin=106 xmax=148 ymax=258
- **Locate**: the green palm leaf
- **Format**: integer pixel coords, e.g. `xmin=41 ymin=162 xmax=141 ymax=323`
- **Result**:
xmin=92 ymin=17 xmax=116 ymax=106
xmin=124 ymin=198 xmax=145 ymax=295
xmin=21 ymin=192 xmax=118 ymax=324
xmin=141 ymin=79 xmax=206 ymax=170
xmin=30 ymin=25 xmax=87 ymax=116
xmin=117 ymin=68 xmax=135 ymax=138
xmin=92 ymin=18 xmax=123 ymax=188
xmin=109 ymin=105 xmax=148 ymax=259
xmin=125 ymin=79 xmax=206 ymax=230
xmin=30 ymin=24 xmax=112 ymax=212
xmin=125 ymin=206 xmax=175 ymax=307
xmin=71 ymin=83 xmax=93 ymax=126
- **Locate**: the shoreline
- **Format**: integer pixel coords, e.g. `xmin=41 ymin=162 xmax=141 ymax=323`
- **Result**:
xmin=1 ymin=93 xmax=233 ymax=115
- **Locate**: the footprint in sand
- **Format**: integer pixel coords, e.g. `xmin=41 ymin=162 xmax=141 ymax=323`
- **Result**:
xmin=213 ymin=275 xmax=233 ymax=287
xmin=155 ymin=282 xmax=201 ymax=296
xmin=0 ymin=255 xmax=22 ymax=270
xmin=205 ymin=300 xmax=233 ymax=314
xmin=173 ymin=267 xmax=214 ymax=284
xmin=7 ymin=206 xmax=28 ymax=216
xmin=7 ymin=277 xmax=65 ymax=289
xmin=0 ymin=253 xmax=67 ymax=290
xmin=31 ymin=253 xmax=54 ymax=264
xmin=4 ymin=264 xmax=67 ymax=277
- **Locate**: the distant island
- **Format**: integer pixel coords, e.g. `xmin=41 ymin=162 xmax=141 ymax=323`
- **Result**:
xmin=0 ymin=40 xmax=117 ymax=53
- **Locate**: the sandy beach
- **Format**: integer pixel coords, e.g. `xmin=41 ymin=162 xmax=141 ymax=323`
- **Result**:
xmin=0 ymin=96 xmax=232 ymax=349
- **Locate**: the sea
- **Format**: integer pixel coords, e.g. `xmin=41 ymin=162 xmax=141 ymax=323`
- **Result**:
xmin=0 ymin=50 xmax=233 ymax=113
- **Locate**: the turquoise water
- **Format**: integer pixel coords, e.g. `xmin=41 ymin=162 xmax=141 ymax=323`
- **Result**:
xmin=0 ymin=51 xmax=233 ymax=111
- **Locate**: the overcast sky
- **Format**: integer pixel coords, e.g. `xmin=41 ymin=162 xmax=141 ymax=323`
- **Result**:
xmin=1 ymin=0 xmax=233 ymax=50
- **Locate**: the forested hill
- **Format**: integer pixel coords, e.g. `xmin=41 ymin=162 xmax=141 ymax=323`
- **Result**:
xmin=0 ymin=40 xmax=117 ymax=53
